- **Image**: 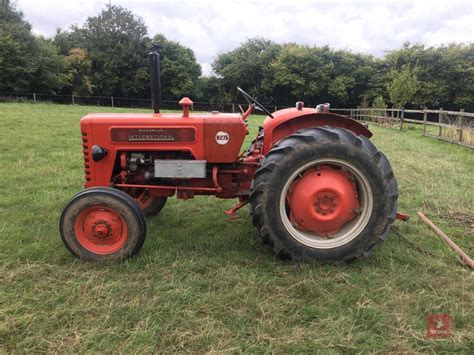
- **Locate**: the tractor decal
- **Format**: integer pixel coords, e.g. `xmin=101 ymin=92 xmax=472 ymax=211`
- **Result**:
xmin=111 ymin=128 xmax=196 ymax=143
xmin=215 ymin=131 xmax=230 ymax=145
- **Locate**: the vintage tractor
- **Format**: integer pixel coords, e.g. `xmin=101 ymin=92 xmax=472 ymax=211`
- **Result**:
xmin=60 ymin=50 xmax=405 ymax=262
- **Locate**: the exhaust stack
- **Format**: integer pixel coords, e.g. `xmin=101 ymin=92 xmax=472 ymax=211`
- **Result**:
xmin=149 ymin=50 xmax=161 ymax=114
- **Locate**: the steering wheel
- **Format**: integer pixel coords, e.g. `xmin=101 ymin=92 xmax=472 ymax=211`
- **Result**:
xmin=237 ymin=87 xmax=274 ymax=118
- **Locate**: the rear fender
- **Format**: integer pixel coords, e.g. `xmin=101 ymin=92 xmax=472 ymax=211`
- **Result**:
xmin=262 ymin=108 xmax=372 ymax=154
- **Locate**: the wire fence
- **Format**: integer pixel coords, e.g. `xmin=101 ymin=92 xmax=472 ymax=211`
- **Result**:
xmin=1 ymin=91 xmax=472 ymax=148
xmin=0 ymin=91 xmax=291 ymax=114
xmin=332 ymin=107 xmax=474 ymax=149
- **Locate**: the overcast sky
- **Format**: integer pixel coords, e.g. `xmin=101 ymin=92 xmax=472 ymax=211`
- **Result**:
xmin=15 ymin=0 xmax=474 ymax=75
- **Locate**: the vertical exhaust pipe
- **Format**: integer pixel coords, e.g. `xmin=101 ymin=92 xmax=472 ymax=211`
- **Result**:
xmin=149 ymin=49 xmax=161 ymax=114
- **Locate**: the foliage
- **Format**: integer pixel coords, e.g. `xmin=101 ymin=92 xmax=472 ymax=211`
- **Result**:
xmin=212 ymin=41 xmax=381 ymax=108
xmin=151 ymin=34 xmax=202 ymax=100
xmin=372 ymin=95 xmax=387 ymax=111
xmin=53 ymin=5 xmax=202 ymax=100
xmin=29 ymin=37 xmax=70 ymax=94
xmin=65 ymin=48 xmax=93 ymax=96
xmin=371 ymin=95 xmax=387 ymax=120
xmin=55 ymin=5 xmax=149 ymax=98
xmin=266 ymin=44 xmax=333 ymax=105
xmin=212 ymin=38 xmax=281 ymax=103
xmin=385 ymin=43 xmax=474 ymax=110
xmin=0 ymin=1 xmax=68 ymax=93
xmin=387 ymin=64 xmax=420 ymax=108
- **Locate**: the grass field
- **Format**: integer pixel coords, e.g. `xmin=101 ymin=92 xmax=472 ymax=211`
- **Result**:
xmin=0 ymin=102 xmax=472 ymax=353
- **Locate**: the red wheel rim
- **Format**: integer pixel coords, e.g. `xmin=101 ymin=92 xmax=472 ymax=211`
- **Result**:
xmin=288 ymin=166 xmax=359 ymax=236
xmin=74 ymin=206 xmax=128 ymax=254
xmin=280 ymin=159 xmax=373 ymax=249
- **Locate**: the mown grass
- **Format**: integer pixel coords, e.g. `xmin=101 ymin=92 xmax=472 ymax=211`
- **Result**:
xmin=0 ymin=102 xmax=472 ymax=353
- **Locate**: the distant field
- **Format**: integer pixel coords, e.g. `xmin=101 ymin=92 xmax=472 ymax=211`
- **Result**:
xmin=0 ymin=102 xmax=472 ymax=352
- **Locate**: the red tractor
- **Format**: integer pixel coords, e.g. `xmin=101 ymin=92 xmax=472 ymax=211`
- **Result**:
xmin=60 ymin=50 xmax=403 ymax=262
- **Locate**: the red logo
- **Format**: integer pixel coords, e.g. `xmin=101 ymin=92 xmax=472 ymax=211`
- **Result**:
xmin=426 ymin=314 xmax=451 ymax=338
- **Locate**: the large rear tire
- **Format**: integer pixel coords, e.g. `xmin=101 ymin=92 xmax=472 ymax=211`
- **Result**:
xmin=249 ymin=127 xmax=398 ymax=263
xmin=60 ymin=187 xmax=147 ymax=261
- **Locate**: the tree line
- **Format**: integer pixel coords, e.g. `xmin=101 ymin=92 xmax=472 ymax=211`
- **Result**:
xmin=1 ymin=1 xmax=473 ymax=111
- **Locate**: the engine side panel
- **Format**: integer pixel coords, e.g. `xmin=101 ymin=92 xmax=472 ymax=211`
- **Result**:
xmin=80 ymin=112 xmax=247 ymax=187
xmin=204 ymin=115 xmax=248 ymax=163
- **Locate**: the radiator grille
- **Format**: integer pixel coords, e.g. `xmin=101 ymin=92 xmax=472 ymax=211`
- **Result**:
xmin=81 ymin=132 xmax=91 ymax=181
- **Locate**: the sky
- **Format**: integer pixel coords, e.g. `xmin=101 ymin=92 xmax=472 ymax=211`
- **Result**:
xmin=15 ymin=0 xmax=474 ymax=75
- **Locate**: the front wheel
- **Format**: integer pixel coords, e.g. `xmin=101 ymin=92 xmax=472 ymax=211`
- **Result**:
xmin=60 ymin=187 xmax=147 ymax=261
xmin=249 ymin=127 xmax=398 ymax=263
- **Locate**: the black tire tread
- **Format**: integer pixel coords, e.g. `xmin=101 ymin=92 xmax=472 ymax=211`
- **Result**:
xmin=59 ymin=187 xmax=147 ymax=261
xmin=249 ymin=127 xmax=398 ymax=263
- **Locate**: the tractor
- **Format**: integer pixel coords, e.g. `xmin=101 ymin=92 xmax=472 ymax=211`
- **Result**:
xmin=60 ymin=50 xmax=406 ymax=262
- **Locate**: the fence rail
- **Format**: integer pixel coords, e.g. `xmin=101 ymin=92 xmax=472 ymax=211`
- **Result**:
xmin=1 ymin=92 xmax=472 ymax=149
xmin=0 ymin=91 xmax=290 ymax=114
xmin=333 ymin=107 xmax=473 ymax=149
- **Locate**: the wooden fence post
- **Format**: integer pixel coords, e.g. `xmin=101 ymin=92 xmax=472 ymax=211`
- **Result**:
xmin=399 ymin=108 xmax=405 ymax=130
xmin=111 ymin=96 xmax=114 ymax=108
xmin=350 ymin=108 xmax=354 ymax=119
xmin=422 ymin=109 xmax=427 ymax=135
xmin=438 ymin=108 xmax=443 ymax=137
xmin=458 ymin=109 xmax=464 ymax=143
xmin=274 ymin=105 xmax=278 ymax=112
xmin=72 ymin=95 xmax=75 ymax=105
xmin=232 ymin=103 xmax=235 ymax=113
xmin=33 ymin=93 xmax=36 ymax=102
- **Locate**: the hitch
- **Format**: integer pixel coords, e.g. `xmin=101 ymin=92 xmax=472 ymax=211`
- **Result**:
xmin=224 ymin=200 xmax=248 ymax=220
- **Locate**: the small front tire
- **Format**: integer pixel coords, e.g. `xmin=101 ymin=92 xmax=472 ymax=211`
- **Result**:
xmin=60 ymin=187 xmax=147 ymax=261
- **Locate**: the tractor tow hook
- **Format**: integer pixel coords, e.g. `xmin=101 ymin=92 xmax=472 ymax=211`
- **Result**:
xmin=224 ymin=200 xmax=249 ymax=220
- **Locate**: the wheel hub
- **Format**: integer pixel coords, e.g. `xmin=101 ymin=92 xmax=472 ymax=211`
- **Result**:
xmin=74 ymin=207 xmax=128 ymax=254
xmin=288 ymin=167 xmax=359 ymax=235
xmin=92 ymin=220 xmax=112 ymax=239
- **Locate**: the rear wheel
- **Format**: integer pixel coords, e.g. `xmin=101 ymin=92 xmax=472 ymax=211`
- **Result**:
xmin=60 ymin=187 xmax=147 ymax=261
xmin=249 ymin=127 xmax=398 ymax=263
xmin=133 ymin=189 xmax=167 ymax=216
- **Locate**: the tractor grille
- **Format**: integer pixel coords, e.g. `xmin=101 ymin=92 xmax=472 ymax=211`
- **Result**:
xmin=81 ymin=132 xmax=91 ymax=182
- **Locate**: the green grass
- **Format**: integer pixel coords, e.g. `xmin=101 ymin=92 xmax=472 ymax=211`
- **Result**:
xmin=0 ymin=102 xmax=472 ymax=353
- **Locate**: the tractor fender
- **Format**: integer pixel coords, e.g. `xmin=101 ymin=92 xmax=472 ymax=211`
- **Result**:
xmin=261 ymin=107 xmax=372 ymax=154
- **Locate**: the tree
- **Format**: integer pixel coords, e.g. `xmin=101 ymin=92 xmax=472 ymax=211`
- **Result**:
xmin=371 ymin=95 xmax=387 ymax=121
xmin=55 ymin=5 xmax=149 ymax=98
xmin=151 ymin=34 xmax=202 ymax=100
xmin=29 ymin=37 xmax=70 ymax=94
xmin=0 ymin=1 xmax=35 ymax=92
xmin=54 ymin=5 xmax=202 ymax=100
xmin=65 ymin=48 xmax=93 ymax=95
xmin=0 ymin=1 xmax=69 ymax=93
xmin=387 ymin=65 xmax=420 ymax=108
xmin=212 ymin=38 xmax=281 ymax=103
xmin=265 ymin=44 xmax=333 ymax=105
xmin=385 ymin=43 xmax=474 ymax=110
